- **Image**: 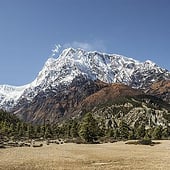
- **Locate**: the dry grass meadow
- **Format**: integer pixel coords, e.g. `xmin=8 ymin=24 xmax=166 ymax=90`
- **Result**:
xmin=0 ymin=140 xmax=170 ymax=170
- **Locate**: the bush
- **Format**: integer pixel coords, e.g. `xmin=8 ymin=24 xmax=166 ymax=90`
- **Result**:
xmin=109 ymin=138 xmax=117 ymax=143
xmin=138 ymin=138 xmax=152 ymax=145
xmin=125 ymin=138 xmax=152 ymax=145
xmin=99 ymin=137 xmax=117 ymax=143
xmin=0 ymin=144 xmax=5 ymax=149
xmin=125 ymin=141 xmax=138 ymax=145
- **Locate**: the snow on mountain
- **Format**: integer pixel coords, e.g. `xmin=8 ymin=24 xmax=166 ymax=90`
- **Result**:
xmin=0 ymin=48 xmax=169 ymax=110
xmin=0 ymin=84 xmax=29 ymax=110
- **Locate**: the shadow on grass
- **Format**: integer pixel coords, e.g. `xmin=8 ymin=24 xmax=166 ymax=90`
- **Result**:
xmin=125 ymin=139 xmax=161 ymax=146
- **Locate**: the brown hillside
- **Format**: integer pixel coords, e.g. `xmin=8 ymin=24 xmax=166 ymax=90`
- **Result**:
xmin=149 ymin=80 xmax=170 ymax=94
xmin=147 ymin=80 xmax=170 ymax=103
xmin=13 ymin=77 xmax=109 ymax=124
xmin=80 ymin=83 xmax=142 ymax=109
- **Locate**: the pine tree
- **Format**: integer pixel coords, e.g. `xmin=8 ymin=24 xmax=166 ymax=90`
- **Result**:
xmin=106 ymin=128 xmax=115 ymax=138
xmin=79 ymin=113 xmax=99 ymax=143
xmin=136 ymin=124 xmax=145 ymax=139
xmin=119 ymin=120 xmax=129 ymax=139
xmin=114 ymin=128 xmax=120 ymax=139
xmin=152 ymin=125 xmax=162 ymax=139
xmin=70 ymin=119 xmax=79 ymax=138
xmin=128 ymin=129 xmax=135 ymax=140
xmin=162 ymin=127 xmax=169 ymax=139
xmin=18 ymin=123 xmax=24 ymax=137
xmin=0 ymin=121 xmax=7 ymax=136
xmin=26 ymin=124 xmax=31 ymax=139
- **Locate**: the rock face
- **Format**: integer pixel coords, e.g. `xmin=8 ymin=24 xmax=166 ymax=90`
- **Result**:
xmin=68 ymin=83 xmax=170 ymax=129
xmin=87 ymin=94 xmax=170 ymax=129
xmin=0 ymin=48 xmax=169 ymax=124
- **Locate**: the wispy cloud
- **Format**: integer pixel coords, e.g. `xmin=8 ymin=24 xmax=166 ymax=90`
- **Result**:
xmin=63 ymin=40 xmax=106 ymax=52
xmin=51 ymin=44 xmax=61 ymax=56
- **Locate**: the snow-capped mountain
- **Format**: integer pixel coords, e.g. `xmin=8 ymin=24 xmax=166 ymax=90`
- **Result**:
xmin=0 ymin=48 xmax=169 ymax=111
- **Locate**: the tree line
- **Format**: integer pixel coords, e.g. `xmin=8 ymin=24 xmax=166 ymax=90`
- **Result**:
xmin=0 ymin=110 xmax=170 ymax=143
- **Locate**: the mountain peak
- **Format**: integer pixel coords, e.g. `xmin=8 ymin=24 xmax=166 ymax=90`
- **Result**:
xmin=144 ymin=59 xmax=157 ymax=67
xmin=60 ymin=48 xmax=76 ymax=58
xmin=45 ymin=57 xmax=57 ymax=65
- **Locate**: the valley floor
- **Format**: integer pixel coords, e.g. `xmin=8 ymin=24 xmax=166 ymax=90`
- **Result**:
xmin=0 ymin=140 xmax=170 ymax=170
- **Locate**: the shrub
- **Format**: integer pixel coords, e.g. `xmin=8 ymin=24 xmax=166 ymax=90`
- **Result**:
xmin=138 ymin=138 xmax=152 ymax=145
xmin=0 ymin=144 xmax=5 ymax=149
xmin=126 ymin=138 xmax=152 ymax=145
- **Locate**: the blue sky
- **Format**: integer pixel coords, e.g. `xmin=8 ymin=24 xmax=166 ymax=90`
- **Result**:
xmin=0 ymin=0 xmax=170 ymax=85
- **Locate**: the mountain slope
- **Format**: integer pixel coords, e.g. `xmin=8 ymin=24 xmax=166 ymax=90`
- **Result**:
xmin=79 ymin=83 xmax=142 ymax=111
xmin=74 ymin=85 xmax=170 ymax=130
xmin=89 ymin=94 xmax=170 ymax=130
xmin=13 ymin=76 xmax=108 ymax=124
xmin=0 ymin=84 xmax=29 ymax=110
xmin=146 ymin=80 xmax=170 ymax=103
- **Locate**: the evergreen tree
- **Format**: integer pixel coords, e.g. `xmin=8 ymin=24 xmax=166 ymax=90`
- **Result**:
xmin=44 ymin=123 xmax=53 ymax=139
xmin=98 ymin=119 xmax=106 ymax=137
xmin=9 ymin=123 xmax=15 ymax=136
xmin=18 ymin=123 xmax=24 ymax=137
xmin=119 ymin=120 xmax=129 ymax=139
xmin=60 ymin=120 xmax=72 ymax=138
xmin=136 ymin=124 xmax=145 ymax=139
xmin=70 ymin=119 xmax=79 ymax=138
xmin=79 ymin=113 xmax=99 ymax=143
xmin=106 ymin=128 xmax=115 ymax=138
xmin=114 ymin=128 xmax=120 ymax=139
xmin=0 ymin=121 xmax=8 ymax=136
xmin=128 ymin=129 xmax=135 ymax=140
xmin=162 ymin=127 xmax=169 ymax=139
xmin=152 ymin=125 xmax=162 ymax=140
xmin=26 ymin=124 xmax=31 ymax=139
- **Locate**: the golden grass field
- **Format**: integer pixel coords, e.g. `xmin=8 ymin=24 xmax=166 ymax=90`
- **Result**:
xmin=0 ymin=140 xmax=170 ymax=170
